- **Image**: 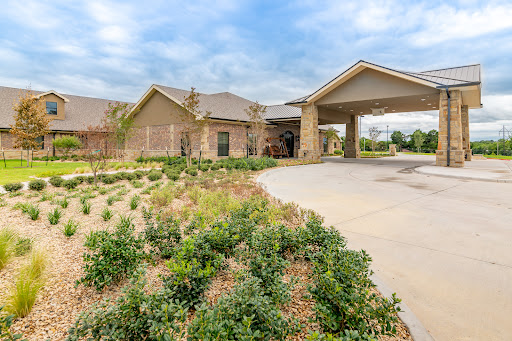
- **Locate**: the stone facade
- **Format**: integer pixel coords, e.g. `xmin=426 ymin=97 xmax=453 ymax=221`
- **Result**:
xmin=436 ymin=90 xmax=465 ymax=167
xmin=344 ymin=115 xmax=360 ymax=158
xmin=389 ymin=144 xmax=397 ymax=156
xmin=298 ymin=103 xmax=320 ymax=160
xmin=461 ymin=105 xmax=472 ymax=161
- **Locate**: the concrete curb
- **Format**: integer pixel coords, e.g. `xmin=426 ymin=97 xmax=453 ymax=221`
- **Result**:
xmin=257 ymin=168 xmax=436 ymax=341
xmin=415 ymin=166 xmax=512 ymax=183
xmin=371 ymin=275 xmax=435 ymax=341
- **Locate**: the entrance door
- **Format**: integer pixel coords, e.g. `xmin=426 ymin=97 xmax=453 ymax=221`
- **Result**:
xmin=282 ymin=131 xmax=294 ymax=157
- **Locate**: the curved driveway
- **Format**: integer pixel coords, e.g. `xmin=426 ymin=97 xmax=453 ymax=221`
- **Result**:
xmin=258 ymin=155 xmax=512 ymax=341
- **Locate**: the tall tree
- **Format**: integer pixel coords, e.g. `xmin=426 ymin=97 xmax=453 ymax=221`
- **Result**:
xmin=412 ymin=129 xmax=426 ymax=152
xmin=176 ymin=88 xmax=211 ymax=167
xmin=425 ymin=129 xmax=439 ymax=152
xmin=10 ymin=90 xmax=52 ymax=167
xmin=244 ymin=102 xmax=267 ymax=157
xmin=368 ymin=127 xmax=382 ymax=153
xmin=105 ymin=102 xmax=135 ymax=162
xmin=390 ymin=131 xmax=405 ymax=151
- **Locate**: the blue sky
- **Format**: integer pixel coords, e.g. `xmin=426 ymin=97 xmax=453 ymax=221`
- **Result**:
xmin=0 ymin=0 xmax=511 ymax=140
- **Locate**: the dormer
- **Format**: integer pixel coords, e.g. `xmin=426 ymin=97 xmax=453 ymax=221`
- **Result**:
xmin=36 ymin=90 xmax=69 ymax=121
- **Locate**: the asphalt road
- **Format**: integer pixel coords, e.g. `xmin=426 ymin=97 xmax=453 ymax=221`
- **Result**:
xmin=258 ymin=155 xmax=512 ymax=341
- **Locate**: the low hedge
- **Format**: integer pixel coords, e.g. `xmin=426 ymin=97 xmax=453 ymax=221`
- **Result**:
xmin=49 ymin=176 xmax=65 ymax=187
xmin=3 ymin=182 xmax=23 ymax=192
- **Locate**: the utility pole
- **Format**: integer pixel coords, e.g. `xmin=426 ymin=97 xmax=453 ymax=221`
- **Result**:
xmin=498 ymin=125 xmax=510 ymax=156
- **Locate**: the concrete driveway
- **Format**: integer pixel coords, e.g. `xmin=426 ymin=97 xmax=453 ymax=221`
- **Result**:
xmin=258 ymin=155 xmax=512 ymax=341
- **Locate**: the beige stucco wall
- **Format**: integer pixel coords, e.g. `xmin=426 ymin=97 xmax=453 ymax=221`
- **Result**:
xmin=132 ymin=91 xmax=188 ymax=126
xmin=316 ymin=68 xmax=438 ymax=105
xmin=41 ymin=94 xmax=65 ymax=121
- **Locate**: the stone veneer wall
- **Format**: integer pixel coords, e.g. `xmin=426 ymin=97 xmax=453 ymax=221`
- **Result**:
xmin=436 ymin=90 xmax=464 ymax=167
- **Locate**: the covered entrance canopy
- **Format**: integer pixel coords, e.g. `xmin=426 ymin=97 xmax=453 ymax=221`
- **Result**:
xmin=286 ymin=60 xmax=482 ymax=167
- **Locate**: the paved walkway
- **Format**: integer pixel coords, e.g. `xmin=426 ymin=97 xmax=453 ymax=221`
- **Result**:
xmin=258 ymin=155 xmax=512 ymax=341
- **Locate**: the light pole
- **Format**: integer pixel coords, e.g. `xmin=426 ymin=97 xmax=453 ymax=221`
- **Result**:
xmin=386 ymin=125 xmax=389 ymax=151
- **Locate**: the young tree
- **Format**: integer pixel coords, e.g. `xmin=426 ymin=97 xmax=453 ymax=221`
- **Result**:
xmin=368 ymin=126 xmax=382 ymax=153
xmin=412 ymin=129 xmax=426 ymax=152
xmin=425 ymin=129 xmax=439 ymax=152
xmin=78 ymin=122 xmax=112 ymax=185
xmin=52 ymin=135 xmax=82 ymax=157
xmin=391 ymin=131 xmax=405 ymax=151
xmin=244 ymin=102 xmax=268 ymax=157
xmin=105 ymin=102 xmax=135 ymax=162
xmin=10 ymin=90 xmax=52 ymax=167
xmin=176 ymin=88 xmax=211 ymax=167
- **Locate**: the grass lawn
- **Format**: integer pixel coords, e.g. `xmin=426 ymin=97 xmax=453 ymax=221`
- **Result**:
xmin=483 ymin=154 xmax=512 ymax=160
xmin=361 ymin=151 xmax=391 ymax=157
xmin=0 ymin=160 xmax=87 ymax=185
xmin=400 ymin=152 xmax=436 ymax=156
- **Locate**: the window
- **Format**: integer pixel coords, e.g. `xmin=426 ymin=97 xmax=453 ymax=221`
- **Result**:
xmin=35 ymin=136 xmax=44 ymax=150
xmin=323 ymin=137 xmax=328 ymax=153
xmin=248 ymin=133 xmax=257 ymax=155
xmin=46 ymin=101 xmax=57 ymax=115
xmin=218 ymin=132 xmax=229 ymax=156
xmin=334 ymin=142 xmax=337 ymax=148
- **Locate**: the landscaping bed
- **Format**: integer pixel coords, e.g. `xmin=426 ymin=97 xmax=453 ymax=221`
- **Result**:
xmin=0 ymin=157 xmax=411 ymax=340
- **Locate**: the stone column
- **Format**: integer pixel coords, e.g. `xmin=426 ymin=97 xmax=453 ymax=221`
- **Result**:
xmin=436 ymin=90 xmax=464 ymax=167
xmin=389 ymin=144 xmax=397 ymax=156
xmin=200 ymin=124 xmax=212 ymax=159
xmin=298 ymin=103 xmax=320 ymax=161
xmin=461 ymin=105 xmax=472 ymax=161
xmin=344 ymin=115 xmax=360 ymax=158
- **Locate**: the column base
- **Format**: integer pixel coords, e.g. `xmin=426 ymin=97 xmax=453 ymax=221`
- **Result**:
xmin=436 ymin=150 xmax=465 ymax=167
xmin=344 ymin=149 xmax=360 ymax=158
xmin=298 ymin=149 xmax=321 ymax=161
xmin=464 ymin=149 xmax=472 ymax=161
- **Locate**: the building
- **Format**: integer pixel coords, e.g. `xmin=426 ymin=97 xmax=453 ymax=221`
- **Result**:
xmin=0 ymin=84 xmax=338 ymax=160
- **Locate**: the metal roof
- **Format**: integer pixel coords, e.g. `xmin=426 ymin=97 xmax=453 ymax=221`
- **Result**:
xmin=263 ymin=104 xmax=302 ymax=120
xmin=286 ymin=61 xmax=481 ymax=105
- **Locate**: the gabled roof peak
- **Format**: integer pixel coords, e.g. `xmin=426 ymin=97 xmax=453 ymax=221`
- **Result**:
xmin=36 ymin=90 xmax=70 ymax=103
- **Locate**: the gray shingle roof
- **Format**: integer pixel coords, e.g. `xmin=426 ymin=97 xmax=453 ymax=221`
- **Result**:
xmin=0 ymin=86 xmax=131 ymax=131
xmin=286 ymin=61 xmax=481 ymax=105
xmin=156 ymin=85 xmax=257 ymax=122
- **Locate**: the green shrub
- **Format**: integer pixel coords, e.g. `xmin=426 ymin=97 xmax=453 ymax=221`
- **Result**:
xmin=100 ymin=207 xmax=114 ymax=221
xmin=101 ymin=175 xmax=116 ymax=184
xmin=57 ymin=196 xmax=69 ymax=209
xmin=49 ymin=176 xmax=65 ymax=187
xmin=199 ymin=164 xmax=210 ymax=172
xmin=210 ymin=163 xmax=222 ymax=171
xmin=309 ymin=245 xmax=400 ymax=337
xmin=147 ymin=170 xmax=163 ymax=181
xmin=28 ymin=179 xmax=46 ymax=191
xmin=219 ymin=157 xmax=278 ymax=171
xmin=133 ymin=170 xmax=145 ymax=179
xmin=77 ymin=219 xmax=145 ymax=291
xmin=3 ymin=182 xmax=23 ymax=192
xmin=162 ymin=237 xmax=222 ymax=307
xmin=185 ymin=166 xmax=198 ymax=176
xmin=0 ymin=228 xmax=17 ymax=270
xmin=165 ymin=170 xmax=180 ymax=181
xmin=142 ymin=207 xmax=181 ymax=258
xmin=39 ymin=191 xmax=54 ymax=202
xmin=334 ymin=149 xmax=343 ymax=155
xmin=47 ymin=207 xmax=62 ymax=225
xmin=81 ymin=202 xmax=92 ymax=215
xmin=63 ymin=219 xmax=78 ymax=237
xmin=85 ymin=176 xmax=95 ymax=184
xmin=130 ymin=180 xmax=144 ymax=188
xmin=74 ymin=175 xmax=88 ymax=184
xmin=27 ymin=204 xmax=40 ymax=220
xmin=129 ymin=195 xmax=141 ymax=210
xmin=62 ymin=179 xmax=79 ymax=189
xmin=68 ymin=266 xmax=187 ymax=340
xmin=188 ymin=276 xmax=299 ymax=340
xmin=15 ymin=238 xmax=32 ymax=256
xmin=0 ymin=306 xmax=25 ymax=340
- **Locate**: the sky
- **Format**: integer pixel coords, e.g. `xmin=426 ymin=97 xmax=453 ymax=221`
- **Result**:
xmin=0 ymin=0 xmax=511 ymax=141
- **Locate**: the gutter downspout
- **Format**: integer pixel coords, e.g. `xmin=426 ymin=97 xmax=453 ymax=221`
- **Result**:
xmin=445 ymin=87 xmax=451 ymax=167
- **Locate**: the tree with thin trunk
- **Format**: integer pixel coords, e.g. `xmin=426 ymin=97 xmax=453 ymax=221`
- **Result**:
xmin=52 ymin=135 xmax=82 ymax=157
xmin=104 ymin=102 xmax=135 ymax=163
xmin=368 ymin=126 xmax=382 ymax=153
xmin=244 ymin=102 xmax=268 ymax=157
xmin=77 ymin=122 xmax=112 ymax=185
xmin=412 ymin=129 xmax=426 ymax=153
xmin=324 ymin=127 xmax=341 ymax=153
xmin=176 ymin=88 xmax=211 ymax=167
xmin=10 ymin=90 xmax=52 ymax=167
